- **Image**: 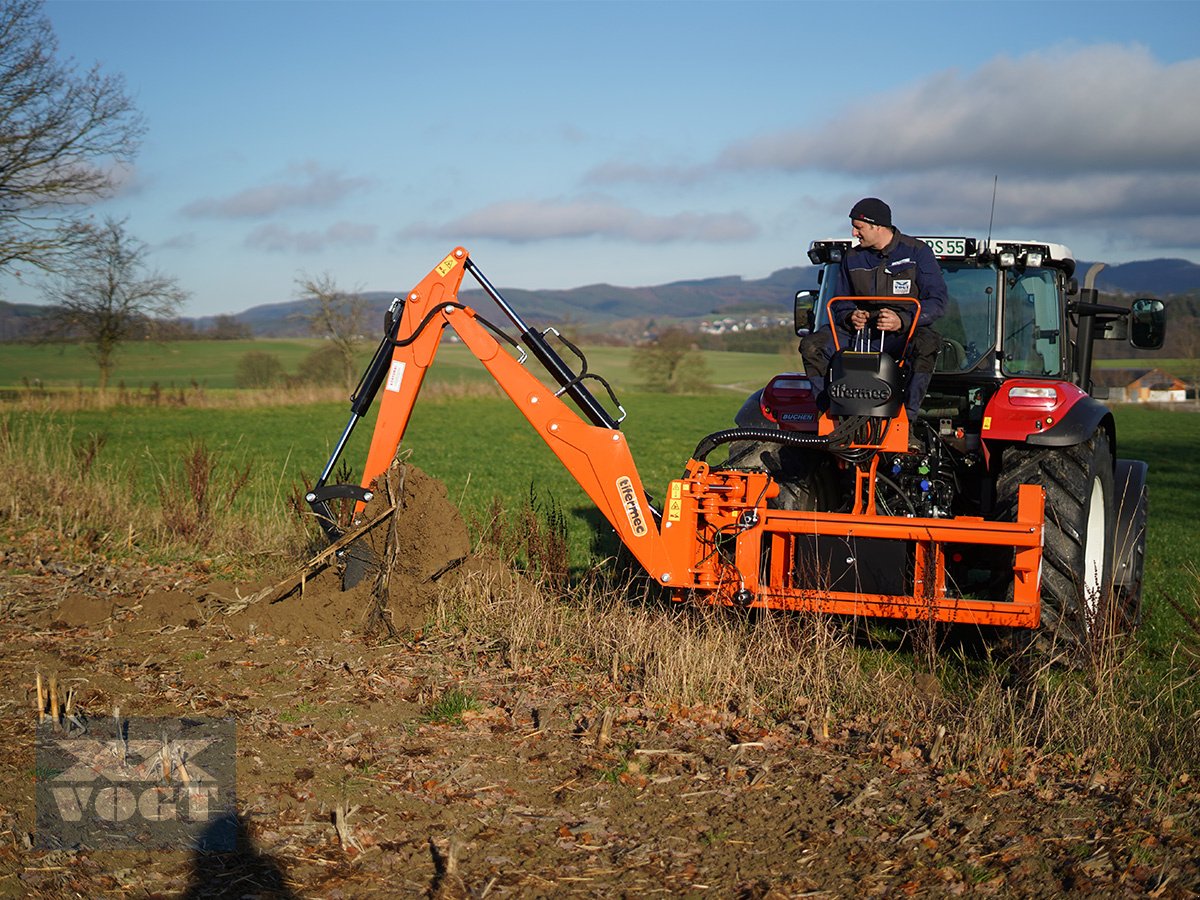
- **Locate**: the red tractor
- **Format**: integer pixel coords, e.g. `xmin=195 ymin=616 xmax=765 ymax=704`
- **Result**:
xmin=307 ymin=240 xmax=1164 ymax=649
xmin=733 ymin=237 xmax=1165 ymax=644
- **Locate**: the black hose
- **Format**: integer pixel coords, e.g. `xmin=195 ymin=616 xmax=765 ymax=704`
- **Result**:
xmin=692 ymin=427 xmax=831 ymax=462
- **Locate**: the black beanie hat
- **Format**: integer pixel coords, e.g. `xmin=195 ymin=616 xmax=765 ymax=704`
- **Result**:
xmin=849 ymin=197 xmax=892 ymax=228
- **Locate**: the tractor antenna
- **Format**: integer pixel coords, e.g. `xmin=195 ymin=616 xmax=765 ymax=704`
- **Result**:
xmin=985 ymin=175 xmax=998 ymax=254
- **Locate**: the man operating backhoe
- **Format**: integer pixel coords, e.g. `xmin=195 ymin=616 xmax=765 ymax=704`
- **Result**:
xmin=800 ymin=198 xmax=948 ymax=450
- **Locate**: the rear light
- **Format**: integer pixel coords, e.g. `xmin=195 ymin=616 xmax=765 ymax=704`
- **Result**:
xmin=768 ymin=377 xmax=813 ymax=396
xmin=1007 ymin=385 xmax=1059 ymax=408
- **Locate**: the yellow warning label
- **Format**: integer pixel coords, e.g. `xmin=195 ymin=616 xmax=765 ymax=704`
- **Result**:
xmin=670 ymin=482 xmax=682 ymax=499
xmin=435 ymin=253 xmax=459 ymax=277
xmin=668 ymin=498 xmax=683 ymax=522
xmin=983 ymin=416 xmax=992 ymax=431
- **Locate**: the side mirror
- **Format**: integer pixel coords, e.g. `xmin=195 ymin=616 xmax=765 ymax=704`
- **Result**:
xmin=794 ymin=290 xmax=817 ymax=336
xmin=1129 ymin=298 xmax=1165 ymax=350
xmin=1066 ymin=277 xmax=1079 ymax=296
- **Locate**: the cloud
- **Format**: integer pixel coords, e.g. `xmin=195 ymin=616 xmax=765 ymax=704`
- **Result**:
xmin=689 ymin=43 xmax=1200 ymax=253
xmin=103 ymin=161 xmax=144 ymax=197
xmin=719 ymin=44 xmax=1200 ymax=178
xmin=406 ymin=197 xmax=758 ymax=244
xmin=183 ymin=162 xmax=373 ymax=219
xmin=157 ymin=232 xmax=197 ymax=252
xmin=245 ymin=220 xmax=378 ymax=254
xmin=907 ymin=172 xmax=1200 ymax=251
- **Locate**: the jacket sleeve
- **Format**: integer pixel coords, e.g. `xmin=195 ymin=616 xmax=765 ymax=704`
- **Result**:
xmin=915 ymin=243 xmax=948 ymax=326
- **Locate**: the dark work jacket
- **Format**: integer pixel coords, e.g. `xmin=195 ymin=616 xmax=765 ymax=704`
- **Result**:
xmin=831 ymin=231 xmax=948 ymax=334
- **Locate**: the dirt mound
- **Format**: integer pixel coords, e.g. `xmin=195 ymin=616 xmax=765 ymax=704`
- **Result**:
xmin=211 ymin=461 xmax=473 ymax=641
xmin=55 ymin=593 xmax=115 ymax=626
xmin=48 ymin=462 xmax=477 ymax=642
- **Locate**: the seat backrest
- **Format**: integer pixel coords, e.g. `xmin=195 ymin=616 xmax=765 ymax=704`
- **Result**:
xmin=935 ymin=337 xmax=966 ymax=372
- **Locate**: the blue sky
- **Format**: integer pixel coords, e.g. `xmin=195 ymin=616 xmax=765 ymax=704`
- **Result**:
xmin=6 ymin=0 xmax=1200 ymax=317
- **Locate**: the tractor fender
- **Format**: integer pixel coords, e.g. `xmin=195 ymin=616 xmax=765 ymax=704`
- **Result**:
xmin=735 ymin=388 xmax=774 ymax=429
xmin=1026 ymin=396 xmax=1115 ymax=449
xmin=1111 ymin=459 xmax=1148 ymax=591
xmin=735 ymin=376 xmax=821 ymax=432
xmin=982 ymin=381 xmax=1115 ymax=451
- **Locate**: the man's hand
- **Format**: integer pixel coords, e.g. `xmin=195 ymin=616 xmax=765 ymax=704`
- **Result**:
xmin=849 ymin=308 xmax=902 ymax=332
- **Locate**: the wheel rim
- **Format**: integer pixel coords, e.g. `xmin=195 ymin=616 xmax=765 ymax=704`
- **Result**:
xmin=1082 ymin=473 xmax=1107 ymax=628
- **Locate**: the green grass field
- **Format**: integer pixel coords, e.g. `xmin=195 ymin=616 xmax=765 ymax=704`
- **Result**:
xmin=1 ymin=336 xmax=1184 ymax=392
xmin=0 ymin=338 xmax=791 ymax=395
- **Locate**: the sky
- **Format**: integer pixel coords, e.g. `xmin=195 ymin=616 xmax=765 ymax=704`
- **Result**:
xmin=4 ymin=0 xmax=1200 ymax=318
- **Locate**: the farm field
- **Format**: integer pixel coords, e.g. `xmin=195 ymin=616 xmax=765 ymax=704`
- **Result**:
xmin=0 ymin=339 xmax=794 ymax=395
xmin=1 ymin=350 xmax=1198 ymax=896
xmin=0 ymin=335 xmax=1186 ymax=392
xmin=3 ymin=382 xmax=1198 ymax=648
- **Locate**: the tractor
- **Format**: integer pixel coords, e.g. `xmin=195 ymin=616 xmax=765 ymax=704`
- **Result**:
xmin=305 ymin=240 xmax=1164 ymax=650
xmin=733 ymin=237 xmax=1165 ymax=645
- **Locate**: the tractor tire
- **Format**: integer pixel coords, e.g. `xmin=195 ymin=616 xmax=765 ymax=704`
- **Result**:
xmin=995 ymin=432 xmax=1115 ymax=649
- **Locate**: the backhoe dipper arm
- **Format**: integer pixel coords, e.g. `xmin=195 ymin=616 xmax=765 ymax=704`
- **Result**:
xmin=354 ymin=248 xmax=687 ymax=586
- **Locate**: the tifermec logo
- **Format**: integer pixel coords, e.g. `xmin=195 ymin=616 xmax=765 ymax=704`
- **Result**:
xmin=36 ymin=716 xmax=236 ymax=850
xmin=616 ymin=476 xmax=648 ymax=537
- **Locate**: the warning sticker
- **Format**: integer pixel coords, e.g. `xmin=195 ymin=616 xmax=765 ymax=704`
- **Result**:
xmin=667 ymin=482 xmax=683 ymax=522
xmin=386 ymin=360 xmax=406 ymax=393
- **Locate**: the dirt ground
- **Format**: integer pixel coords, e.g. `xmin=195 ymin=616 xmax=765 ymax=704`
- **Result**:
xmin=1 ymin=464 xmax=1198 ymax=898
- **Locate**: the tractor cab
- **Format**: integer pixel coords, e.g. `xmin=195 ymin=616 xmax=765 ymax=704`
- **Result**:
xmin=805 ymin=237 xmax=1077 ymax=382
xmin=775 ymin=237 xmax=1165 ymax=445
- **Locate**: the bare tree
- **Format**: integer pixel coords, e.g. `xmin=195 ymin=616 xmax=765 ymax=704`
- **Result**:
xmin=298 ymin=272 xmax=367 ymax=392
xmin=0 ymin=0 xmax=145 ymax=274
xmin=40 ymin=217 xmax=188 ymax=389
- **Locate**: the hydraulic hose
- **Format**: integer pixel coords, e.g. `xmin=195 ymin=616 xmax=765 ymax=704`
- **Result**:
xmin=692 ymin=427 xmax=831 ymax=463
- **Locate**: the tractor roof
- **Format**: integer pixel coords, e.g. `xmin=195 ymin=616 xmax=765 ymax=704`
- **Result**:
xmin=808 ymin=236 xmax=1076 ymax=275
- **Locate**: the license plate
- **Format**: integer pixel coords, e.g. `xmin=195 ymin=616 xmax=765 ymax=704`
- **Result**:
xmin=923 ymin=237 xmax=968 ymax=256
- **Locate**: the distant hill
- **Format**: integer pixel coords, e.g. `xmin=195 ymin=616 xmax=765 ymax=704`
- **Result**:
xmin=4 ymin=257 xmax=1199 ymax=341
xmin=224 ymin=257 xmax=1200 ymax=338
xmin=196 ymin=266 xmax=817 ymax=338
xmin=1088 ymin=258 xmax=1200 ymax=296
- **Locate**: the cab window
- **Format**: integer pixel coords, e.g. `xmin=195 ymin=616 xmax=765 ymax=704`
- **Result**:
xmin=1002 ymin=269 xmax=1062 ymax=377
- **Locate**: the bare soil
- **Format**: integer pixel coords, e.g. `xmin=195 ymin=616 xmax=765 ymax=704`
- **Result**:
xmin=1 ymin=464 xmax=1197 ymax=898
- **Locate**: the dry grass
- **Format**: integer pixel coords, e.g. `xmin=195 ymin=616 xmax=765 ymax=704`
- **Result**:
xmin=3 ymin=408 xmax=1197 ymax=783
xmin=0 ymin=414 xmax=309 ymax=569
xmin=436 ymin=493 xmax=1200 ymax=783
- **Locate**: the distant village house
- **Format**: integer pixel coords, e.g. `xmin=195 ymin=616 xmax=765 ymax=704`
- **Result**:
xmin=1091 ymin=368 xmax=1193 ymax=403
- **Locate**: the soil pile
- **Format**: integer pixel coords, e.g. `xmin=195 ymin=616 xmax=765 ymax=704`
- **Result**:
xmin=51 ymin=462 xmax=476 ymax=642
xmin=215 ymin=460 xmax=473 ymax=641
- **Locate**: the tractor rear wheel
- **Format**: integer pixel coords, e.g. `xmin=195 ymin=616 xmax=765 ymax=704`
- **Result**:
xmin=996 ymin=432 xmax=1115 ymax=649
